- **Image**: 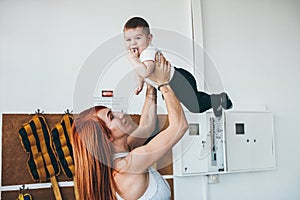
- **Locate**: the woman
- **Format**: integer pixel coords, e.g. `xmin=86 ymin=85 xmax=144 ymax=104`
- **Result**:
xmin=71 ymin=52 xmax=188 ymax=200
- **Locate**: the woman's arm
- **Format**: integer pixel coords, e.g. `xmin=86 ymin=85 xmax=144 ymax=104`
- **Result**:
xmin=126 ymin=53 xmax=189 ymax=173
xmin=127 ymin=84 xmax=157 ymax=149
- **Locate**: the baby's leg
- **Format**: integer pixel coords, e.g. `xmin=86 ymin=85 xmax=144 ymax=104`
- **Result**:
xmin=170 ymin=68 xmax=211 ymax=113
xmin=170 ymin=67 xmax=232 ymax=116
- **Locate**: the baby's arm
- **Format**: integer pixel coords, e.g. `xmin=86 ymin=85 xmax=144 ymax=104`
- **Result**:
xmin=127 ymin=49 xmax=155 ymax=78
xmin=135 ymin=73 xmax=145 ymax=95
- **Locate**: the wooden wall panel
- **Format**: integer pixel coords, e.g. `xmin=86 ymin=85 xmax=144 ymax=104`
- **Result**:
xmin=1 ymin=113 xmax=173 ymax=199
xmin=2 ymin=187 xmax=75 ymax=200
xmin=2 ymin=114 xmax=72 ymax=186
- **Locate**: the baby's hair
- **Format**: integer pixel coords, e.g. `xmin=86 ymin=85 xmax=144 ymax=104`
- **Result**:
xmin=123 ymin=17 xmax=150 ymax=35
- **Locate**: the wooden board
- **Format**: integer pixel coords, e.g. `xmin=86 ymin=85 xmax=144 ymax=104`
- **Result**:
xmin=1 ymin=113 xmax=173 ymax=199
xmin=2 ymin=187 xmax=75 ymax=200
xmin=2 ymin=114 xmax=73 ymax=186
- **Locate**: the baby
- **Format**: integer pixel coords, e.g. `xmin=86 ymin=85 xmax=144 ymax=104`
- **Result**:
xmin=123 ymin=17 xmax=232 ymax=117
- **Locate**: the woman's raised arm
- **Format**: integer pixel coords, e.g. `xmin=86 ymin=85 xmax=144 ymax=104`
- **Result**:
xmin=127 ymin=84 xmax=157 ymax=149
xmin=126 ymin=52 xmax=188 ymax=173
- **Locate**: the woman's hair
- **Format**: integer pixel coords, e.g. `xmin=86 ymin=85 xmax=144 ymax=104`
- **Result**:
xmin=71 ymin=106 xmax=117 ymax=200
xmin=123 ymin=16 xmax=150 ymax=35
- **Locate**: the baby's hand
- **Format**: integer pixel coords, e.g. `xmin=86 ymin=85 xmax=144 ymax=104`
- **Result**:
xmin=134 ymin=85 xmax=144 ymax=95
xmin=131 ymin=48 xmax=139 ymax=56
xmin=134 ymin=73 xmax=144 ymax=95
xmin=127 ymin=48 xmax=139 ymax=63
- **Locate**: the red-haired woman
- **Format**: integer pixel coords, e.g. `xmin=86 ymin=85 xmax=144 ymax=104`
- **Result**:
xmin=71 ymin=53 xmax=188 ymax=200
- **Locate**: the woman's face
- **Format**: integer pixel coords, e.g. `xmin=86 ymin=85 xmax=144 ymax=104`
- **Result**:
xmin=97 ymin=108 xmax=137 ymax=140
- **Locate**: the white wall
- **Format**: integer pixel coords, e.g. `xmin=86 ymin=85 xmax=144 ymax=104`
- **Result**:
xmin=201 ymin=0 xmax=300 ymax=199
xmin=0 ymin=0 xmax=194 ymax=193
xmin=0 ymin=0 xmax=193 ymax=114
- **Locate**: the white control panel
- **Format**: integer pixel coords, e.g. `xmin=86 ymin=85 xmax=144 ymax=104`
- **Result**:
xmin=225 ymin=111 xmax=275 ymax=172
xmin=207 ymin=115 xmax=226 ymax=173
xmin=172 ymin=110 xmax=275 ymax=176
xmin=173 ymin=112 xmax=226 ymax=176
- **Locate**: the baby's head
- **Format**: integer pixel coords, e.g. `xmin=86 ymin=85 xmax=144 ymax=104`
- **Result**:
xmin=123 ymin=17 xmax=153 ymax=55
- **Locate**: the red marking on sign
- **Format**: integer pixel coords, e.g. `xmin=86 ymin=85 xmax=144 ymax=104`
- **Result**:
xmin=102 ymin=90 xmax=114 ymax=97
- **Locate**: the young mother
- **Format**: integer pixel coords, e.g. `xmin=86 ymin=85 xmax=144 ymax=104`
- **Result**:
xmin=71 ymin=52 xmax=188 ymax=200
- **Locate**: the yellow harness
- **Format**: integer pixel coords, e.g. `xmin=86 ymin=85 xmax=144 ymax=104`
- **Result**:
xmin=51 ymin=114 xmax=75 ymax=178
xmin=51 ymin=114 xmax=79 ymax=199
xmin=19 ymin=115 xmax=62 ymax=200
xmin=19 ymin=115 xmax=60 ymax=182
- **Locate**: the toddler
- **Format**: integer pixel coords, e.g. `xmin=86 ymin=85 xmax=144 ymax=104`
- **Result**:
xmin=123 ymin=17 xmax=232 ymax=117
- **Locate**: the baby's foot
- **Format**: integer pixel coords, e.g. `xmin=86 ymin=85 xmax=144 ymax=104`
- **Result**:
xmin=220 ymin=92 xmax=233 ymax=110
xmin=211 ymin=92 xmax=233 ymax=117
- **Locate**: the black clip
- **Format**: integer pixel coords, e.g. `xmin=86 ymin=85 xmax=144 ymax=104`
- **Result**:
xmin=19 ymin=184 xmax=29 ymax=194
xmin=35 ymin=109 xmax=44 ymax=115
xmin=64 ymin=109 xmax=73 ymax=114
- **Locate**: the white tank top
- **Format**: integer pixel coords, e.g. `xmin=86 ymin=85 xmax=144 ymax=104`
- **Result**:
xmin=114 ymin=152 xmax=171 ymax=200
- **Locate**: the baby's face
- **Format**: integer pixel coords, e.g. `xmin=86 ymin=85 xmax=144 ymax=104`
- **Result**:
xmin=124 ymin=27 xmax=152 ymax=56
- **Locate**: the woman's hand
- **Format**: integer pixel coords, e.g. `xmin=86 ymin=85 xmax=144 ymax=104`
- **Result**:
xmin=150 ymin=52 xmax=171 ymax=86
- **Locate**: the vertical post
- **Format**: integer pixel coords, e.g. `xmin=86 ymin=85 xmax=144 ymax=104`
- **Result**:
xmin=50 ymin=176 xmax=62 ymax=200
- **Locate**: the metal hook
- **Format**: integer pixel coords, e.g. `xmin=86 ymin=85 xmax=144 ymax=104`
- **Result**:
xmin=64 ymin=109 xmax=73 ymax=114
xmin=19 ymin=184 xmax=25 ymax=194
xmin=35 ymin=108 xmax=44 ymax=115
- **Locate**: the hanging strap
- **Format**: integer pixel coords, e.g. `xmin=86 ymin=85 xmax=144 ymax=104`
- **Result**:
xmin=51 ymin=114 xmax=75 ymax=178
xmin=32 ymin=115 xmax=56 ymax=180
xmin=18 ymin=115 xmax=60 ymax=182
xmin=23 ymin=123 xmax=47 ymax=182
